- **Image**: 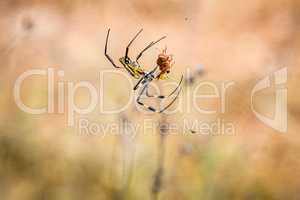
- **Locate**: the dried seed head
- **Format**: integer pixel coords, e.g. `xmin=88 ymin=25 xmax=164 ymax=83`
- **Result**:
xmin=21 ymin=16 xmax=35 ymax=32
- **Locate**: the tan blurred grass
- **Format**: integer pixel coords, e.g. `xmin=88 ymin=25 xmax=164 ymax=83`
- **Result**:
xmin=0 ymin=0 xmax=300 ymax=199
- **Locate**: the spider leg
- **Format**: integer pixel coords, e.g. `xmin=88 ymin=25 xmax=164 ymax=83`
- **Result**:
xmin=125 ymin=29 xmax=143 ymax=60
xmin=136 ymin=83 xmax=158 ymax=112
xmin=150 ymin=65 xmax=159 ymax=74
xmin=136 ymin=36 xmax=166 ymax=66
xmin=159 ymin=85 xmax=182 ymax=113
xmin=136 ymin=76 xmax=183 ymax=113
xmin=133 ymin=65 xmax=159 ymax=91
xmin=146 ymin=75 xmax=183 ymax=98
xmin=104 ymin=29 xmax=121 ymax=68
xmin=134 ymin=76 xmax=145 ymax=91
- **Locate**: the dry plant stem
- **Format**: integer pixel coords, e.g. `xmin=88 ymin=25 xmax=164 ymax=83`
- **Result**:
xmin=119 ymin=114 xmax=136 ymax=199
xmin=120 ymin=148 xmax=136 ymax=199
xmin=108 ymin=117 xmax=125 ymax=199
xmin=151 ymin=68 xmax=203 ymax=200
xmin=151 ymin=116 xmax=168 ymax=200
xmin=108 ymin=137 xmax=118 ymax=186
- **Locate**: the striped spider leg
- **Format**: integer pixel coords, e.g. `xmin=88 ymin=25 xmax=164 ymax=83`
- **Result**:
xmin=134 ymin=66 xmax=183 ymax=113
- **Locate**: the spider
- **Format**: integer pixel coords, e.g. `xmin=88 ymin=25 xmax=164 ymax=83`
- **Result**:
xmin=104 ymin=28 xmax=183 ymax=113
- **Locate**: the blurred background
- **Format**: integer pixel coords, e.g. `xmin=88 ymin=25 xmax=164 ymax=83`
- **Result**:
xmin=0 ymin=0 xmax=300 ymax=199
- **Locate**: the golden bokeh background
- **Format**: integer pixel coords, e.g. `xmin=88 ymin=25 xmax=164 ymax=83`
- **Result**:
xmin=0 ymin=0 xmax=299 ymax=199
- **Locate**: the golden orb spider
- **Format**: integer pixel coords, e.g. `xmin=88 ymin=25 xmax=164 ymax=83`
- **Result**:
xmin=104 ymin=28 xmax=183 ymax=113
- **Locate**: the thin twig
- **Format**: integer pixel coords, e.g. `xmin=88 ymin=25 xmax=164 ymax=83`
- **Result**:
xmin=151 ymin=116 xmax=168 ymax=200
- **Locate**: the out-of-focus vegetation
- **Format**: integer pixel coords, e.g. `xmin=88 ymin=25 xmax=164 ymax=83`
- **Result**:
xmin=0 ymin=0 xmax=300 ymax=199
